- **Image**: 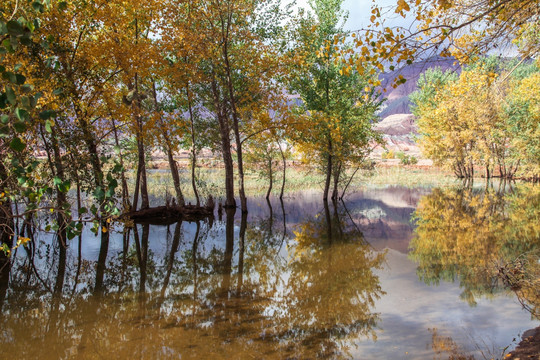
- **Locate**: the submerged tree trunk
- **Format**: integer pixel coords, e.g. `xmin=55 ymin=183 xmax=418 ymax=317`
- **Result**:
xmin=135 ymin=136 xmax=150 ymax=210
xmin=222 ymin=15 xmax=247 ymax=213
xmin=221 ymin=208 xmax=236 ymax=295
xmin=237 ymin=211 xmax=247 ymax=293
xmin=0 ymin=159 xmax=13 ymax=313
xmin=50 ymin=128 xmax=69 ymax=295
xmin=94 ymin=230 xmax=110 ymax=294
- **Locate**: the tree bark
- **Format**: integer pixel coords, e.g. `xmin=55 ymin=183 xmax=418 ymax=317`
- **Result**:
xmin=266 ymin=158 xmax=273 ymax=200
xmin=111 ymin=118 xmax=131 ymax=210
xmin=153 ymin=81 xmax=185 ymax=207
xmin=323 ymin=138 xmax=333 ymax=201
xmin=278 ymin=141 xmax=286 ymax=200
xmin=186 ymin=85 xmax=200 ymax=206
xmin=331 ymin=161 xmax=342 ymax=201
xmin=211 ymin=76 xmax=236 ymax=208
xmin=166 ymin=147 xmax=185 ymax=207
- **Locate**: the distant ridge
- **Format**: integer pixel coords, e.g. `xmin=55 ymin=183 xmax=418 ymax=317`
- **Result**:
xmin=378 ymin=56 xmax=461 ymax=118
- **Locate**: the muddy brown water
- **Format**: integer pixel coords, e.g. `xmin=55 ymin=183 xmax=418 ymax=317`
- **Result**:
xmin=1 ymin=186 xmax=538 ymax=359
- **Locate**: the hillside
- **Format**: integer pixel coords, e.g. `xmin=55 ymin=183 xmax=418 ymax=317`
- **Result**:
xmin=372 ymin=57 xmax=461 ymax=161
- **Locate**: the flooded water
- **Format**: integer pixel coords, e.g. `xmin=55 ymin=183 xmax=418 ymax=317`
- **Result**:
xmin=1 ymin=185 xmax=538 ymax=359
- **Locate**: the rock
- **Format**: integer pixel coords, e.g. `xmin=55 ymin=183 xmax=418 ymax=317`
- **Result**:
xmin=374 ymin=113 xmax=417 ymax=136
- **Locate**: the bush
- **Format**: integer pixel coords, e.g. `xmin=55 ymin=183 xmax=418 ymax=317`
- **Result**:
xmin=381 ymin=150 xmax=395 ymax=159
xmin=397 ymin=152 xmax=418 ymax=165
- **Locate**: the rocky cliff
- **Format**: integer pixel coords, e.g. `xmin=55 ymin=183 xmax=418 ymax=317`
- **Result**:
xmin=372 ymin=57 xmax=460 ymax=160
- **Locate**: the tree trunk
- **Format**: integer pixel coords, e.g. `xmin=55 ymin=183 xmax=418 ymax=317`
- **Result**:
xmin=111 ymin=119 xmax=131 ymax=210
xmin=221 ymin=208 xmax=236 ymax=295
xmin=136 ymin=136 xmax=149 ymax=210
xmin=94 ymin=230 xmax=110 ymax=294
xmin=237 ymin=211 xmax=247 ymax=293
xmin=186 ymin=85 xmax=200 ymax=207
xmin=211 ymin=76 xmax=236 ymax=208
xmin=323 ymin=138 xmax=333 ymax=201
xmin=278 ymin=141 xmax=286 ymax=200
xmin=266 ymin=158 xmax=273 ymax=200
xmin=166 ymin=148 xmax=185 ymax=207
xmin=222 ymin=22 xmax=247 ymax=213
xmin=153 ymin=81 xmax=185 ymax=207
xmin=331 ymin=161 xmax=342 ymax=201
xmin=50 ymin=128 xmax=69 ymax=295
xmin=0 ymin=159 xmax=13 ymax=313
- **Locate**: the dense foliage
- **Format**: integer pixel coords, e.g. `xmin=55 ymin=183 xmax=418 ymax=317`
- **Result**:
xmin=411 ymin=59 xmax=540 ymax=180
xmin=0 ymin=0 xmax=385 ymax=257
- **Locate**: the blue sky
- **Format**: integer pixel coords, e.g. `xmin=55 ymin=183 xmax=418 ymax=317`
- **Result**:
xmin=294 ymin=0 xmax=410 ymax=31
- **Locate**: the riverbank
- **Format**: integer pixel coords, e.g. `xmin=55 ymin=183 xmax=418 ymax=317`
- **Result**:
xmin=141 ymin=161 xmax=459 ymax=203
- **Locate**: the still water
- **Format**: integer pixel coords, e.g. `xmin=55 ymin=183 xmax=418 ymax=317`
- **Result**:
xmin=1 ymin=185 xmax=538 ymax=359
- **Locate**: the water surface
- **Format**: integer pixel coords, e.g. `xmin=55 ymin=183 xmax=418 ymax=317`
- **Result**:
xmin=1 ymin=185 xmax=538 ymax=359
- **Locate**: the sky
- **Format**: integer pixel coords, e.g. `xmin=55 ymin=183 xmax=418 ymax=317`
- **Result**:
xmin=293 ymin=0 xmax=410 ymax=31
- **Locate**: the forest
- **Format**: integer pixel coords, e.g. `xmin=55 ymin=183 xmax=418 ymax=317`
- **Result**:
xmin=1 ymin=0 xmax=538 ymax=254
xmin=0 ymin=0 xmax=539 ymax=358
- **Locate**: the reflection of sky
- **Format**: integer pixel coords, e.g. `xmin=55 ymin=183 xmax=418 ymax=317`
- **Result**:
xmin=353 ymin=249 xmax=537 ymax=359
xmin=23 ymin=187 xmax=539 ymax=359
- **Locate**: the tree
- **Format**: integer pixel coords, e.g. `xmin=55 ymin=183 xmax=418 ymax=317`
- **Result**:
xmin=288 ymin=0 xmax=382 ymax=201
xmin=505 ymin=68 xmax=540 ymax=181
xmin=187 ymin=0 xmax=290 ymax=212
xmin=351 ymin=0 xmax=540 ymax=79
xmin=411 ymin=59 xmax=539 ymax=180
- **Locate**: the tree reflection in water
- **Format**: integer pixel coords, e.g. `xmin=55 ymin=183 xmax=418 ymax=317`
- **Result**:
xmin=0 ymin=198 xmax=385 ymax=359
xmin=410 ymin=184 xmax=540 ymax=318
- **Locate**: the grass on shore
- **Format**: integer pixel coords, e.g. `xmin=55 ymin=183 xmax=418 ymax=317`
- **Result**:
xmin=140 ymin=164 xmax=459 ymax=202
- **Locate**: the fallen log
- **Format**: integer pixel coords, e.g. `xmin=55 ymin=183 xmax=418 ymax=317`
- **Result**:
xmin=122 ymin=204 xmax=214 ymax=225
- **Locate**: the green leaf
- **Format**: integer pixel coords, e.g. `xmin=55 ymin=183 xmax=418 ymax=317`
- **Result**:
xmin=13 ymin=121 xmax=26 ymax=133
xmin=0 ymin=125 xmax=10 ymax=137
xmin=39 ymin=109 xmax=55 ymax=120
xmin=6 ymin=20 xmax=24 ymax=36
xmin=15 ymin=74 xmax=26 ymax=85
xmin=45 ymin=120 xmax=52 ymax=133
xmin=0 ymin=115 xmax=9 ymax=124
xmin=52 ymin=88 xmax=63 ymax=96
xmin=58 ymin=1 xmax=68 ymax=11
xmin=53 ymin=176 xmax=62 ymax=186
xmin=5 ymin=86 xmax=16 ymax=105
xmin=9 ymin=137 xmax=25 ymax=152
xmin=19 ymin=36 xmax=32 ymax=46
xmin=59 ymin=180 xmax=70 ymax=193
xmin=0 ymin=22 xmax=7 ymax=36
xmin=21 ymin=96 xmax=30 ymax=109
xmin=32 ymin=1 xmax=45 ymax=12
xmin=21 ymin=84 xmax=33 ymax=93
xmin=15 ymin=108 xmax=29 ymax=121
